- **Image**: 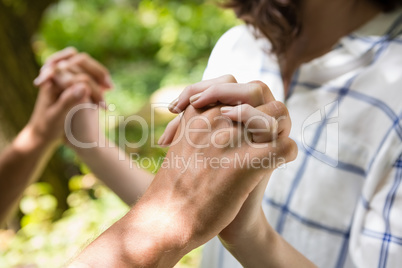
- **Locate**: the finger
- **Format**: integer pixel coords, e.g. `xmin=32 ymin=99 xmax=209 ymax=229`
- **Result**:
xmin=35 ymin=47 xmax=78 ymax=86
xmin=35 ymin=81 xmax=58 ymax=109
xmin=44 ymin=47 xmax=78 ymax=67
xmin=52 ymin=69 xmax=76 ymax=89
xmin=246 ymin=137 xmax=298 ymax=169
xmin=48 ymin=83 xmax=88 ymax=120
xmin=69 ymin=53 xmax=113 ymax=88
xmin=74 ymin=74 xmax=105 ymax=107
xmin=53 ymin=72 xmax=105 ymax=106
xmin=158 ymin=115 xmax=181 ymax=147
xmin=57 ymin=58 xmax=110 ymax=92
xmin=256 ymin=101 xmax=291 ymax=138
xmin=57 ymin=59 xmax=83 ymax=75
xmin=52 ymin=60 xmax=83 ymax=89
xmin=34 ymin=66 xmax=56 ymax=86
xmin=169 ymin=74 xmax=237 ymax=113
xmin=220 ymin=104 xmax=278 ymax=143
xmin=189 ymin=81 xmax=276 ymax=110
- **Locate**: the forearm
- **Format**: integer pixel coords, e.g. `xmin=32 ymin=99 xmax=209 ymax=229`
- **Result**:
xmin=69 ymin=189 xmax=191 ymax=268
xmin=0 ymin=126 xmax=57 ymax=223
xmin=220 ymin=210 xmax=316 ymax=268
xmin=74 ymin=138 xmax=154 ymax=206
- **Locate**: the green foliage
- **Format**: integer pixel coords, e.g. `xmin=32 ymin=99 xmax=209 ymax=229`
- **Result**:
xmin=1 ymin=0 xmax=239 ymax=266
xmin=0 ymin=174 xmax=130 ymax=267
xmin=35 ymin=0 xmax=238 ymax=114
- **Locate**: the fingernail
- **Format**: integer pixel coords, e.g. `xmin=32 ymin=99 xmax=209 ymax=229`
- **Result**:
xmin=40 ymin=64 xmax=48 ymax=72
xmin=74 ymin=86 xmax=85 ymax=99
xmin=158 ymin=133 xmax=166 ymax=145
xmin=33 ymin=77 xmax=41 ymax=86
xmin=34 ymin=67 xmax=53 ymax=86
xmin=220 ymin=106 xmax=233 ymax=113
xmin=168 ymin=98 xmax=179 ymax=111
xmin=189 ymin=93 xmax=202 ymax=104
xmin=34 ymin=75 xmax=45 ymax=86
xmin=40 ymin=62 xmax=54 ymax=72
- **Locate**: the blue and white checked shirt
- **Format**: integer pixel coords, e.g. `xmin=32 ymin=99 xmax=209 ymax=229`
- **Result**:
xmin=200 ymin=9 xmax=402 ymax=268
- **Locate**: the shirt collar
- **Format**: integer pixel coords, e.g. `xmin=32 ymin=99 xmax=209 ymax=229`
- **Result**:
xmin=340 ymin=8 xmax=402 ymax=57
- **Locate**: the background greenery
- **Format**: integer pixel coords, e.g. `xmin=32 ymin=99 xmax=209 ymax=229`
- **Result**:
xmin=0 ymin=0 xmax=238 ymax=267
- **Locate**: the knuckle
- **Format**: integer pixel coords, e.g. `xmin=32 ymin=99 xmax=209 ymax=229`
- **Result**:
xmin=203 ymin=105 xmax=220 ymax=119
xmin=253 ymin=80 xmax=269 ymax=91
xmin=250 ymin=80 xmax=273 ymax=102
xmin=283 ymin=138 xmax=298 ymax=162
xmin=77 ymin=73 xmax=90 ymax=83
xmin=56 ymin=60 xmax=69 ymax=71
xmin=248 ymin=83 xmax=263 ymax=100
xmin=184 ymin=84 xmax=196 ymax=95
xmin=240 ymin=103 xmax=253 ymax=116
xmin=214 ymin=131 xmax=232 ymax=147
xmin=76 ymin=53 xmax=89 ymax=63
xmin=66 ymin=46 xmax=78 ymax=54
xmin=222 ymin=74 xmax=236 ymax=83
xmin=75 ymin=81 xmax=87 ymax=89
xmin=271 ymin=101 xmax=288 ymax=117
xmin=181 ymin=84 xmax=198 ymax=101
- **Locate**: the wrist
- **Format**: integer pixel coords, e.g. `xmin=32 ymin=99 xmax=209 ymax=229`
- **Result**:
xmin=219 ymin=209 xmax=271 ymax=247
xmin=218 ymin=211 xmax=283 ymax=267
xmin=120 ymin=195 xmax=194 ymax=267
xmin=68 ymin=133 xmax=107 ymax=156
xmin=14 ymin=125 xmax=58 ymax=154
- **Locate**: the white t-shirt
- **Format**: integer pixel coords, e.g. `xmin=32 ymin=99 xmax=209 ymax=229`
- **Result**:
xmin=200 ymin=9 xmax=402 ymax=268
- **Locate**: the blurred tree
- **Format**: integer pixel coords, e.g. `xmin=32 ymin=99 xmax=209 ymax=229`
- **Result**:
xmin=0 ymin=0 xmax=71 ymax=227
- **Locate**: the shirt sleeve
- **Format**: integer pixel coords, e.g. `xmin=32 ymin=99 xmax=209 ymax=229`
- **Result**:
xmin=349 ymin=151 xmax=402 ymax=267
xmin=202 ymin=25 xmax=246 ymax=81
xmin=202 ymin=25 xmax=269 ymax=84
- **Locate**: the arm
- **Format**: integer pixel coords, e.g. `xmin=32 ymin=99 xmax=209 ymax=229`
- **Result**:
xmin=219 ymin=209 xmax=316 ymax=267
xmin=72 ymin=133 xmax=154 ymax=206
xmin=0 ymin=82 xmax=86 ymax=223
xmin=69 ymin=191 xmax=193 ymax=268
xmin=163 ymin=77 xmax=315 ymax=267
xmin=69 ymin=104 xmax=297 ymax=267
xmin=0 ymin=126 xmax=57 ymax=223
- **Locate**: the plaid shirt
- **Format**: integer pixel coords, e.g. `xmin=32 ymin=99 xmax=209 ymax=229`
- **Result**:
xmin=200 ymin=8 xmax=402 ymax=268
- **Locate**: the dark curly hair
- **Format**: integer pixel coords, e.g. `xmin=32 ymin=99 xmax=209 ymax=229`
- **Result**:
xmin=225 ymin=0 xmax=402 ymax=55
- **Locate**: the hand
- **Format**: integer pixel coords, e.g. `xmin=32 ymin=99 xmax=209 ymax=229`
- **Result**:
xmin=159 ymin=76 xmax=294 ymax=249
xmin=27 ymin=80 xmax=87 ymax=146
xmin=33 ymin=48 xmax=113 ymax=149
xmin=34 ymin=47 xmax=113 ymax=106
xmin=159 ymin=75 xmax=291 ymax=146
xmin=69 ymin=104 xmax=297 ymax=267
xmin=133 ymin=105 xmax=296 ymax=263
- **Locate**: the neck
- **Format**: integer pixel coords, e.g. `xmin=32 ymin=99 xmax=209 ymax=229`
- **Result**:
xmin=280 ymin=0 xmax=381 ymax=92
